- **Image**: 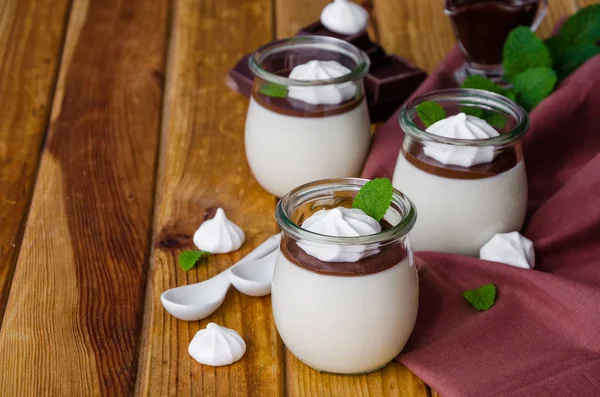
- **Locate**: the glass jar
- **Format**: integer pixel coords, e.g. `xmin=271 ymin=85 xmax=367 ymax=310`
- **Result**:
xmin=392 ymin=88 xmax=529 ymax=256
xmin=272 ymin=178 xmax=418 ymax=374
xmin=245 ymin=36 xmax=371 ymax=197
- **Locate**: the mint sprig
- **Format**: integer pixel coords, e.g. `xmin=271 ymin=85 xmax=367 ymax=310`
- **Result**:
xmin=460 ymin=76 xmax=515 ymax=128
xmin=352 ymin=178 xmax=393 ymax=221
xmin=258 ymin=82 xmax=287 ymax=98
xmin=511 ymin=67 xmax=557 ymax=111
xmin=463 ymin=284 xmax=497 ymax=311
xmin=179 ymin=250 xmax=210 ymax=271
xmin=416 ymin=101 xmax=446 ymax=128
xmin=503 ymin=27 xmax=552 ymax=80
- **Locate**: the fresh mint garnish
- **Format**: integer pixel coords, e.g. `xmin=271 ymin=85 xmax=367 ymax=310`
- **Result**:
xmin=556 ymin=4 xmax=600 ymax=46
xmin=179 ymin=250 xmax=210 ymax=271
xmin=503 ymin=26 xmax=552 ymax=81
xmin=258 ymin=82 xmax=287 ymax=98
xmin=352 ymin=178 xmax=393 ymax=222
xmin=550 ymin=43 xmax=600 ymax=80
xmin=460 ymin=76 xmax=515 ymax=128
xmin=416 ymin=101 xmax=447 ymax=128
xmin=511 ymin=67 xmax=557 ymax=111
xmin=463 ymin=284 xmax=497 ymax=311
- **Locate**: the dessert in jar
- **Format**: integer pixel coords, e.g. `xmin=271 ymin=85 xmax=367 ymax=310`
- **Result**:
xmin=271 ymin=178 xmax=418 ymax=374
xmin=245 ymin=36 xmax=371 ymax=197
xmin=445 ymin=0 xmax=547 ymax=81
xmin=392 ymin=88 xmax=529 ymax=256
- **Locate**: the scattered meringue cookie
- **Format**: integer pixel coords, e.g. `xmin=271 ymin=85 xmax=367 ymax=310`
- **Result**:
xmin=288 ymin=60 xmax=356 ymax=105
xmin=188 ymin=323 xmax=246 ymax=366
xmin=193 ymin=208 xmax=245 ymax=254
xmin=320 ymin=0 xmax=369 ymax=35
xmin=480 ymin=232 xmax=535 ymax=269
xmin=299 ymin=207 xmax=381 ymax=262
xmin=424 ymin=112 xmax=499 ymax=167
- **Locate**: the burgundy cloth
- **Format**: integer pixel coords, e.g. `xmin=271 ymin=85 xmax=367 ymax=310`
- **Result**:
xmin=362 ymin=50 xmax=600 ymax=396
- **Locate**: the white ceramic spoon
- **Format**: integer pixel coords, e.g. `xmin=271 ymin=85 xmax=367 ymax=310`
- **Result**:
xmin=229 ymin=248 xmax=278 ymax=297
xmin=161 ymin=233 xmax=281 ymax=321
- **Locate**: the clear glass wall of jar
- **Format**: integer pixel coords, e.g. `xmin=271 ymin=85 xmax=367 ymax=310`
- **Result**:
xmin=392 ymin=88 xmax=529 ymax=256
xmin=246 ymin=36 xmax=371 ymax=197
xmin=272 ymin=178 xmax=418 ymax=374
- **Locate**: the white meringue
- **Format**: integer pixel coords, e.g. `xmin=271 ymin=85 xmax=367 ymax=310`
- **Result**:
xmin=288 ymin=60 xmax=356 ymax=105
xmin=299 ymin=207 xmax=381 ymax=262
xmin=320 ymin=0 xmax=369 ymax=35
xmin=424 ymin=112 xmax=499 ymax=167
xmin=193 ymin=208 xmax=245 ymax=254
xmin=188 ymin=323 xmax=246 ymax=366
xmin=480 ymin=232 xmax=535 ymax=269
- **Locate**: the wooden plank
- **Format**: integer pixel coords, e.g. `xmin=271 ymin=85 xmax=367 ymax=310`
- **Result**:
xmin=133 ymin=0 xmax=284 ymax=396
xmin=0 ymin=0 xmax=71 ymax=323
xmin=373 ymin=0 xmax=577 ymax=74
xmin=274 ymin=0 xmax=429 ymax=396
xmin=0 ymin=0 xmax=168 ymax=395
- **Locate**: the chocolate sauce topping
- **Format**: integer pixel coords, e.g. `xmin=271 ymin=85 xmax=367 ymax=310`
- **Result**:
xmin=404 ymin=144 xmax=521 ymax=180
xmin=448 ymin=0 xmax=540 ymax=65
xmin=281 ymin=219 xmax=408 ymax=277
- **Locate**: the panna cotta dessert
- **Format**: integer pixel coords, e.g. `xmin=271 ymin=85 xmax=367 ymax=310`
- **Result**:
xmin=392 ymin=89 xmax=529 ymax=256
xmin=245 ymin=36 xmax=371 ymax=197
xmin=272 ymin=178 xmax=419 ymax=374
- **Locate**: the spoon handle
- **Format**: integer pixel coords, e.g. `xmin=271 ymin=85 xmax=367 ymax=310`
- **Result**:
xmin=237 ymin=233 xmax=281 ymax=264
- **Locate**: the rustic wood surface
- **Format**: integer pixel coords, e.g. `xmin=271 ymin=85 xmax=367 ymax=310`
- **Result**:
xmin=0 ymin=0 xmax=591 ymax=395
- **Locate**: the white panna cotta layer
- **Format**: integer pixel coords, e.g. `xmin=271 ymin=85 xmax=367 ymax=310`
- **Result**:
xmin=392 ymin=154 xmax=527 ymax=256
xmin=271 ymin=254 xmax=418 ymax=374
xmin=244 ymin=97 xmax=370 ymax=197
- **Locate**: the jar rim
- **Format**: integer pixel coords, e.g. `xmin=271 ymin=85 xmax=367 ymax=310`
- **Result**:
xmin=275 ymin=178 xmax=417 ymax=246
xmin=248 ymin=36 xmax=370 ymax=87
xmin=399 ymin=88 xmax=530 ymax=148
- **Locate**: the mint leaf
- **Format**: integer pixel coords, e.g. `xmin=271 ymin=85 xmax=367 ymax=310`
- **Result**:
xmin=557 ymin=4 xmax=600 ymax=46
xmin=259 ymin=82 xmax=287 ymax=98
xmin=461 ymin=75 xmax=506 ymax=95
xmin=416 ymin=101 xmax=446 ymax=128
xmin=503 ymin=27 xmax=552 ymax=80
xmin=485 ymin=112 xmax=508 ymax=129
xmin=460 ymin=76 xmax=513 ymax=127
xmin=352 ymin=178 xmax=393 ymax=221
xmin=179 ymin=250 xmax=210 ymax=271
xmin=552 ymin=43 xmax=600 ymax=80
xmin=512 ymin=67 xmax=557 ymax=111
xmin=463 ymin=284 xmax=497 ymax=311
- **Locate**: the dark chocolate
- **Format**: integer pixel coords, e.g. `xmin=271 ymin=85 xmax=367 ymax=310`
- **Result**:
xmin=280 ymin=220 xmax=407 ymax=277
xmin=448 ymin=0 xmax=540 ymax=65
xmin=403 ymin=145 xmax=521 ymax=180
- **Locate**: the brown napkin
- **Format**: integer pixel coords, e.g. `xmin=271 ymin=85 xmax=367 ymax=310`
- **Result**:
xmin=362 ymin=50 xmax=600 ymax=396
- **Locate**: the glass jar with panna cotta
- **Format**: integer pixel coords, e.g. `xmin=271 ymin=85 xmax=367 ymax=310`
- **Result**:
xmin=392 ymin=88 xmax=529 ymax=256
xmin=245 ymin=36 xmax=371 ymax=197
xmin=272 ymin=178 xmax=419 ymax=374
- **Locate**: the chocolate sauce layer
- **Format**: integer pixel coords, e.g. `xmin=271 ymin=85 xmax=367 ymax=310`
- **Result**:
xmin=281 ymin=207 xmax=408 ymax=277
xmin=252 ymin=88 xmax=364 ymax=118
xmin=403 ymin=144 xmax=521 ymax=180
xmin=448 ymin=0 xmax=540 ymax=65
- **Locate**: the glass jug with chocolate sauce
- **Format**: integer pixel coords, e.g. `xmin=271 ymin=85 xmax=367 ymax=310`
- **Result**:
xmin=446 ymin=0 xmax=548 ymax=82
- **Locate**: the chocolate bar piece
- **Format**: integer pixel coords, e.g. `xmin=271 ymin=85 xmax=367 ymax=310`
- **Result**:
xmin=296 ymin=21 xmax=385 ymax=64
xmin=226 ymin=54 xmax=253 ymax=97
xmin=365 ymin=55 xmax=427 ymax=122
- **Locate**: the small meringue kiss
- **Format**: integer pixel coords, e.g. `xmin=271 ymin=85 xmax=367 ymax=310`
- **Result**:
xmin=193 ymin=208 xmax=245 ymax=254
xmin=188 ymin=323 xmax=246 ymax=366
xmin=480 ymin=232 xmax=535 ymax=269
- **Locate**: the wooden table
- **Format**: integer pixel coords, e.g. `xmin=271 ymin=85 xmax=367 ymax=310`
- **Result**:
xmin=0 ymin=0 xmax=592 ymax=395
